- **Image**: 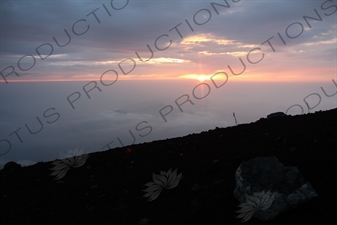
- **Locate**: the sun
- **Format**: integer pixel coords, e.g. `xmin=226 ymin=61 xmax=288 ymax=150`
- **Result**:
xmin=197 ymin=75 xmax=209 ymax=82
xmin=178 ymin=74 xmax=213 ymax=82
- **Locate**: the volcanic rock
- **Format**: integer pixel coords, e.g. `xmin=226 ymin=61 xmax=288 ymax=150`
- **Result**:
xmin=233 ymin=156 xmax=318 ymax=221
xmin=3 ymin=161 xmax=21 ymax=171
xmin=267 ymin=112 xmax=287 ymax=119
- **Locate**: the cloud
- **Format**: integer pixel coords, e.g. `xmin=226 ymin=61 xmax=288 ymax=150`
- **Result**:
xmin=1 ymin=0 xmax=335 ymax=82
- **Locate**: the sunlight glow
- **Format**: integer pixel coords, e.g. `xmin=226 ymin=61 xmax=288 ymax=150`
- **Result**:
xmin=197 ymin=75 xmax=210 ymax=82
xmin=178 ymin=73 xmax=228 ymax=82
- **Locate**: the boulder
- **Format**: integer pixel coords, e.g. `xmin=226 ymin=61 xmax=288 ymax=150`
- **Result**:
xmin=233 ymin=156 xmax=318 ymax=221
xmin=267 ymin=112 xmax=286 ymax=120
xmin=4 ymin=161 xmax=21 ymax=171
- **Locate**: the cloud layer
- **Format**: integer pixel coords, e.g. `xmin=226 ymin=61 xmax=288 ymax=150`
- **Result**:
xmin=1 ymin=0 xmax=336 ymax=82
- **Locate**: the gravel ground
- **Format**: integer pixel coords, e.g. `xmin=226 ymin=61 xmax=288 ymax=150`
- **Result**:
xmin=1 ymin=108 xmax=336 ymax=225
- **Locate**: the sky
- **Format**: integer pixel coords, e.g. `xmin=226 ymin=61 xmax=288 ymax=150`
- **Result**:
xmin=0 ymin=0 xmax=336 ymax=168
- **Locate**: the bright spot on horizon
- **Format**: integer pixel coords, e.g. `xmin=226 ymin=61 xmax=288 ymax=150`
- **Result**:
xmin=197 ymin=75 xmax=209 ymax=82
xmin=178 ymin=73 xmax=228 ymax=82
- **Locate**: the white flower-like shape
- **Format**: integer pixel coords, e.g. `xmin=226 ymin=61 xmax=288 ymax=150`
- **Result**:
xmin=50 ymin=148 xmax=88 ymax=180
xmin=143 ymin=168 xmax=183 ymax=202
xmin=236 ymin=190 xmax=276 ymax=223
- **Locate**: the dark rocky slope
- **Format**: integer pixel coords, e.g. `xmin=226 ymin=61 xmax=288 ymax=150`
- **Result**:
xmin=1 ymin=108 xmax=336 ymax=225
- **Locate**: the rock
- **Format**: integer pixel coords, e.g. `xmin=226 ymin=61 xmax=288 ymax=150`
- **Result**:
xmin=202 ymin=160 xmax=220 ymax=174
xmin=233 ymin=156 xmax=318 ymax=221
xmin=190 ymin=198 xmax=203 ymax=214
xmin=139 ymin=218 xmax=149 ymax=225
xmin=192 ymin=184 xmax=201 ymax=191
xmin=212 ymin=159 xmax=219 ymax=164
xmin=288 ymin=147 xmax=297 ymax=152
xmin=267 ymin=112 xmax=286 ymax=120
xmin=3 ymin=161 xmax=21 ymax=171
xmin=118 ymin=202 xmax=129 ymax=212
xmin=89 ymin=184 xmax=99 ymax=189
